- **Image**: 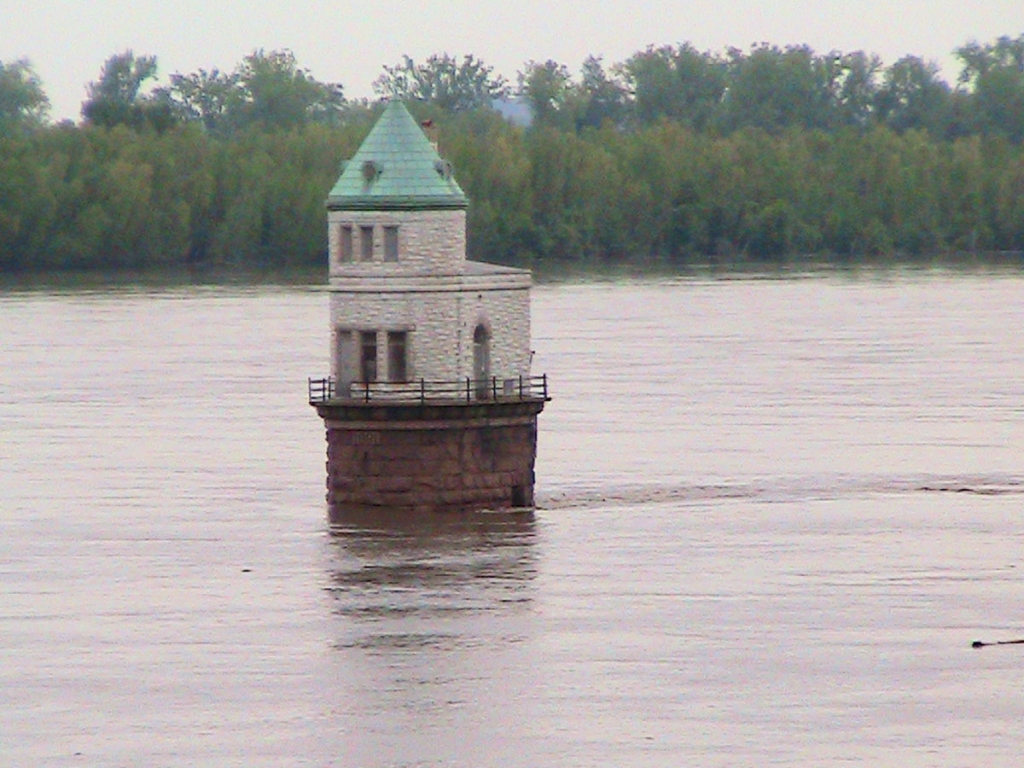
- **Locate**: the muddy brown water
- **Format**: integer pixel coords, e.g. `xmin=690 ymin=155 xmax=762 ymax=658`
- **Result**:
xmin=3 ymin=272 xmax=1024 ymax=766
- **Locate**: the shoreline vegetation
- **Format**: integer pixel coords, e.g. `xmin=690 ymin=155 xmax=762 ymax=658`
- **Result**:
xmin=2 ymin=39 xmax=1024 ymax=276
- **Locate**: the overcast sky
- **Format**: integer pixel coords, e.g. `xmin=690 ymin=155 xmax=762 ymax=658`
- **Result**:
xmin=3 ymin=0 xmax=1021 ymax=121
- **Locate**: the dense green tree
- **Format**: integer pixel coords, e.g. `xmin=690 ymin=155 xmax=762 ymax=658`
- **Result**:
xmin=161 ymin=68 xmax=241 ymax=132
xmin=6 ymin=41 xmax=1024 ymax=275
xmin=374 ymin=53 xmax=508 ymax=112
xmin=517 ymin=60 xmax=574 ymax=129
xmin=721 ymin=44 xmax=838 ymax=133
xmin=873 ymin=55 xmax=953 ymax=136
xmin=956 ymin=35 xmax=1024 ymax=142
xmin=82 ymin=51 xmax=175 ymax=131
xmin=160 ymin=50 xmax=345 ymax=134
xmin=515 ymin=56 xmax=627 ymax=133
xmin=833 ymin=51 xmax=883 ymax=127
xmin=618 ymin=44 xmax=727 ymax=130
xmin=0 ymin=58 xmax=50 ymax=133
xmin=956 ymin=34 xmax=1024 ymax=83
xmin=233 ymin=49 xmax=345 ymax=130
xmin=574 ymin=56 xmax=628 ymax=130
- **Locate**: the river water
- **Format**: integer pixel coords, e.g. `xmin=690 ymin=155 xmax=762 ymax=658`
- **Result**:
xmin=2 ymin=271 xmax=1024 ymax=766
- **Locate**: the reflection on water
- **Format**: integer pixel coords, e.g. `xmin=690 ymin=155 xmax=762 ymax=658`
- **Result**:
xmin=324 ymin=509 xmax=540 ymax=767
xmin=327 ymin=507 xmax=536 ymax=644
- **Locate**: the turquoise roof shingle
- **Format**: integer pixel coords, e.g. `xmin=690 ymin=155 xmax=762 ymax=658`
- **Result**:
xmin=326 ymin=100 xmax=468 ymax=211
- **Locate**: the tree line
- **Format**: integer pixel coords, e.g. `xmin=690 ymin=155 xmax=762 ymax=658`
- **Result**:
xmin=1 ymin=38 xmax=1023 ymax=273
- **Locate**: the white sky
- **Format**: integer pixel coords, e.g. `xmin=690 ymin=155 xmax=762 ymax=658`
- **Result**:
xmin=3 ymin=0 xmax=1022 ymax=122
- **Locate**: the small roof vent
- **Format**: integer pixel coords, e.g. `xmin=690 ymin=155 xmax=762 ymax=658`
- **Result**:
xmin=434 ymin=159 xmax=452 ymax=180
xmin=362 ymin=160 xmax=383 ymax=184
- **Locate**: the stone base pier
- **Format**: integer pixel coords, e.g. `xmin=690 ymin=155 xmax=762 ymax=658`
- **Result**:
xmin=313 ymin=398 xmax=547 ymax=515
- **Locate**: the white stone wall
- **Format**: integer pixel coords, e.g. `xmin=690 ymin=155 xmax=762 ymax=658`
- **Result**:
xmin=326 ymin=204 xmax=533 ymax=395
xmin=327 ymin=209 xmax=466 ymax=276
xmin=460 ymin=285 xmax=532 ymax=381
xmin=330 ymin=288 xmax=461 ymax=382
xmin=328 ymin=280 xmax=531 ymax=385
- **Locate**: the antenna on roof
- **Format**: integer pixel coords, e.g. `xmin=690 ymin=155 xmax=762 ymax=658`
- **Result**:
xmin=420 ymin=119 xmax=439 ymax=152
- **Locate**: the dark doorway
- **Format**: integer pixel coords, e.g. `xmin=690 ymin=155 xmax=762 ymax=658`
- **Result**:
xmin=473 ymin=324 xmax=490 ymax=399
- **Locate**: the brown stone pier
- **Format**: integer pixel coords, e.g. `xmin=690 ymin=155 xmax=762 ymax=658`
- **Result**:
xmin=314 ymin=398 xmax=547 ymax=516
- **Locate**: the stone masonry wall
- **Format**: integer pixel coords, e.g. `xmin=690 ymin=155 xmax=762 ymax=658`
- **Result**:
xmin=323 ymin=406 xmax=542 ymax=513
xmin=456 ymin=286 xmax=532 ymax=381
xmin=328 ymin=209 xmax=466 ymax=275
xmin=329 ymin=284 xmax=531 ymax=384
xmin=330 ymin=289 xmax=459 ymax=381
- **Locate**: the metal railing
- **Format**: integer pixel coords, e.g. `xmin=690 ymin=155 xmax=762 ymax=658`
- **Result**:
xmin=308 ymin=373 xmax=549 ymax=405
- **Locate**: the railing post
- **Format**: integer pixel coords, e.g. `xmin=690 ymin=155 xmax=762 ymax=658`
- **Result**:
xmin=309 ymin=373 xmax=544 ymax=405
xmin=309 ymin=377 xmax=331 ymax=403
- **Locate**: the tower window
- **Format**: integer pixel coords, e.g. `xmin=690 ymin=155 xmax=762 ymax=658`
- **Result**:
xmin=360 ymin=331 xmax=377 ymax=382
xmin=339 ymin=225 xmax=353 ymax=262
xmin=360 ymin=225 xmax=374 ymax=262
xmin=387 ymin=331 xmax=408 ymax=382
xmin=384 ymin=226 xmax=399 ymax=262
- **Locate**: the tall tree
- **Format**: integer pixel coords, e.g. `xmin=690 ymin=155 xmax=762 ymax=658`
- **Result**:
xmin=575 ymin=56 xmax=628 ymax=130
xmin=721 ymin=44 xmax=837 ymax=133
xmin=82 ymin=51 xmax=175 ymax=131
xmin=374 ymin=53 xmax=508 ymax=112
xmin=517 ymin=60 xmax=573 ymax=129
xmin=233 ymin=49 xmax=345 ymax=130
xmin=161 ymin=68 xmax=241 ymax=133
xmin=874 ymin=55 xmax=952 ymax=135
xmin=618 ymin=44 xmax=727 ymax=130
xmin=161 ymin=51 xmax=344 ymax=134
xmin=956 ymin=35 xmax=1024 ymax=142
xmin=0 ymin=58 xmax=50 ymax=133
xmin=833 ymin=51 xmax=883 ymax=127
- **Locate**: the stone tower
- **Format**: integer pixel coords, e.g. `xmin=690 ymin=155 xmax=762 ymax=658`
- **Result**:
xmin=309 ymin=100 xmax=548 ymax=517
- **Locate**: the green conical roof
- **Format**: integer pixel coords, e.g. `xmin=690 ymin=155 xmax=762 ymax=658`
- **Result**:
xmin=326 ymin=100 xmax=467 ymax=211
